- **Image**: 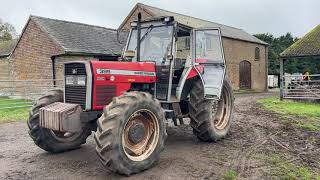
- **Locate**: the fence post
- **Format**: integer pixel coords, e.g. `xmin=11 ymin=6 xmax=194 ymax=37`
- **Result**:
xmin=279 ymin=58 xmax=284 ymax=100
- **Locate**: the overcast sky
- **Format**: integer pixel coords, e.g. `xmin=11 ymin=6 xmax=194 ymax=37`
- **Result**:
xmin=0 ymin=0 xmax=319 ymax=37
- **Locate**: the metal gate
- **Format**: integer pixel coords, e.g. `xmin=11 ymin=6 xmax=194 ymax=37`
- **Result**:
xmin=239 ymin=60 xmax=251 ymax=89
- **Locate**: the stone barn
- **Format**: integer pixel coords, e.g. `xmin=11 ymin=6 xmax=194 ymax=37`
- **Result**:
xmin=119 ymin=3 xmax=269 ymax=91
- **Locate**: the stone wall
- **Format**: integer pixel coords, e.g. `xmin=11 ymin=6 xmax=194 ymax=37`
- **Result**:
xmin=0 ymin=57 xmax=9 ymax=80
xmin=223 ymin=38 xmax=267 ymax=91
xmin=0 ymin=57 xmax=10 ymax=94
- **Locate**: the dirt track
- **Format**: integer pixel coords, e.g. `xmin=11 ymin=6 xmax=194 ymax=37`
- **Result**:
xmin=0 ymin=92 xmax=319 ymax=180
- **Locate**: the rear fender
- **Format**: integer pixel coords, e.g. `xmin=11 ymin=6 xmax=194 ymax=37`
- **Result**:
xmin=176 ymin=66 xmax=204 ymax=100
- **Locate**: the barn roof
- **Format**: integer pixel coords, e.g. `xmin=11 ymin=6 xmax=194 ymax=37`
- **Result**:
xmin=120 ymin=3 xmax=268 ymax=45
xmin=29 ymin=16 xmax=126 ymax=56
xmin=0 ymin=39 xmax=17 ymax=58
xmin=281 ymin=25 xmax=320 ymax=58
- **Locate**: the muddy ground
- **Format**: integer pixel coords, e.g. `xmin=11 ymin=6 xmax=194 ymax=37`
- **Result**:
xmin=0 ymin=92 xmax=319 ymax=180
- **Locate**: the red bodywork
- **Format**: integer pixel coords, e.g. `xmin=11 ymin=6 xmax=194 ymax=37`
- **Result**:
xmin=91 ymin=61 xmax=156 ymax=110
xmin=186 ymin=58 xmax=207 ymax=79
xmin=90 ymin=59 xmax=204 ymax=110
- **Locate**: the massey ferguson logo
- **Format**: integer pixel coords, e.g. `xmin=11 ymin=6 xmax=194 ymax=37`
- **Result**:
xmin=97 ymin=69 xmax=111 ymax=74
xmin=72 ymin=69 xmax=77 ymax=74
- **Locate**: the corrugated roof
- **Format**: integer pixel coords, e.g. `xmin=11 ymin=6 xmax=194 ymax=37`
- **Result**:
xmin=136 ymin=3 xmax=268 ymax=45
xmin=281 ymin=25 xmax=320 ymax=58
xmin=30 ymin=16 xmax=126 ymax=56
xmin=0 ymin=39 xmax=17 ymax=58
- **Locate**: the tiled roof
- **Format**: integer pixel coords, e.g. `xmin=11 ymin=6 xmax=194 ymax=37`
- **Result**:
xmin=30 ymin=16 xmax=126 ymax=56
xmin=135 ymin=3 xmax=268 ymax=45
xmin=0 ymin=39 xmax=17 ymax=58
xmin=281 ymin=25 xmax=320 ymax=58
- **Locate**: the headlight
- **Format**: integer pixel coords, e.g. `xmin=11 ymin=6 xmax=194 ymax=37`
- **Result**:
xmin=66 ymin=76 xmax=74 ymax=85
xmin=76 ymin=76 xmax=86 ymax=86
xmin=65 ymin=76 xmax=86 ymax=86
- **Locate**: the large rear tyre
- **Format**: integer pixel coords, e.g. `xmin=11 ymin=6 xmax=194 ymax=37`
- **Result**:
xmin=189 ymin=78 xmax=234 ymax=142
xmin=27 ymin=90 xmax=92 ymax=153
xmin=94 ymin=92 xmax=167 ymax=176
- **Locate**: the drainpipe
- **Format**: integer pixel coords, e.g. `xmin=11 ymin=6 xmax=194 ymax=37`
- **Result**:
xmin=51 ymin=56 xmax=56 ymax=87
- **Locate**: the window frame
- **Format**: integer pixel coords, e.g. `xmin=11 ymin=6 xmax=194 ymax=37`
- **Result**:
xmin=255 ymin=47 xmax=260 ymax=61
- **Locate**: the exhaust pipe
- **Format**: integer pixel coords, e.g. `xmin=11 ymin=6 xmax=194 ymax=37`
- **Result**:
xmin=136 ymin=13 xmax=141 ymax=62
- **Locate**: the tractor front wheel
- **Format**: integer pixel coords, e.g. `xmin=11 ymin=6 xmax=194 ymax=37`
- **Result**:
xmin=94 ymin=92 xmax=167 ymax=176
xmin=27 ymin=90 xmax=92 ymax=153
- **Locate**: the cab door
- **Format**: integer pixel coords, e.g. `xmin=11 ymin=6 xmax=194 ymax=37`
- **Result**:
xmin=192 ymin=28 xmax=226 ymax=99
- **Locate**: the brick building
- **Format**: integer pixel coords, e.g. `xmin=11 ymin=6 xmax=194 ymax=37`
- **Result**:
xmin=0 ymin=3 xmax=268 ymax=91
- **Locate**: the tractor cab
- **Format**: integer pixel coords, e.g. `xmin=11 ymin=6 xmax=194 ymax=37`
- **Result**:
xmin=123 ymin=15 xmax=226 ymax=102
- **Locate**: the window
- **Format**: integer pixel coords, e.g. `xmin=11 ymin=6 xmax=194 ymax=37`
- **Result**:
xmin=195 ymin=29 xmax=223 ymax=62
xmin=255 ymin=47 xmax=260 ymax=60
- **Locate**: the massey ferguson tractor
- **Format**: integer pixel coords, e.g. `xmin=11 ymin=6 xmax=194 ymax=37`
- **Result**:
xmin=27 ymin=14 xmax=234 ymax=175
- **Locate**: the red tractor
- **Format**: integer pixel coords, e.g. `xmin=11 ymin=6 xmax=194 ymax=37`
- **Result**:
xmin=28 ymin=14 xmax=234 ymax=175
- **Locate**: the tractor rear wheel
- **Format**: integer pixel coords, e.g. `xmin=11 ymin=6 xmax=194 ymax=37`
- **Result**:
xmin=189 ymin=78 xmax=234 ymax=141
xmin=27 ymin=90 xmax=92 ymax=153
xmin=94 ymin=92 xmax=167 ymax=176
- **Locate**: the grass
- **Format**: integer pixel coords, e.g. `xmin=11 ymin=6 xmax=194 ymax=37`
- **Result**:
xmin=262 ymin=154 xmax=320 ymax=180
xmin=258 ymin=97 xmax=320 ymax=131
xmin=0 ymin=97 xmax=31 ymax=123
xmin=234 ymin=89 xmax=260 ymax=94
xmin=222 ymin=170 xmax=238 ymax=180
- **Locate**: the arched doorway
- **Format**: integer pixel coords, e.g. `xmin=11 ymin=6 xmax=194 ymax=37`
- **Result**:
xmin=239 ymin=60 xmax=251 ymax=89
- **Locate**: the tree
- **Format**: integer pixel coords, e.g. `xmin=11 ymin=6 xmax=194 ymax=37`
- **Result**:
xmin=255 ymin=32 xmax=320 ymax=75
xmin=0 ymin=18 xmax=17 ymax=42
xmin=254 ymin=33 xmax=297 ymax=75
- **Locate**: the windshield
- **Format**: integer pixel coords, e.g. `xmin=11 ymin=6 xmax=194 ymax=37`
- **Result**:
xmin=126 ymin=25 xmax=174 ymax=64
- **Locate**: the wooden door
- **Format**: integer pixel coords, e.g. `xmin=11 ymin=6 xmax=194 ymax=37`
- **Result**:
xmin=239 ymin=60 xmax=251 ymax=89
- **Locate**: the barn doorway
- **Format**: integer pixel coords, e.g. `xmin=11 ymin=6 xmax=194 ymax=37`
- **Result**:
xmin=239 ymin=60 xmax=251 ymax=89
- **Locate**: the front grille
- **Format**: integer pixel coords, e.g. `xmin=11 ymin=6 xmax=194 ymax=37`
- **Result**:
xmin=64 ymin=63 xmax=87 ymax=109
xmin=96 ymin=85 xmax=116 ymax=106
xmin=65 ymin=63 xmax=86 ymax=75
xmin=65 ymin=86 xmax=87 ymax=108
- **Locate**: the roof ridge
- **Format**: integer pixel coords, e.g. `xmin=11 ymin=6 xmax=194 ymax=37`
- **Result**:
xmin=138 ymin=3 xmax=242 ymax=31
xmin=30 ymin=15 xmax=117 ymax=31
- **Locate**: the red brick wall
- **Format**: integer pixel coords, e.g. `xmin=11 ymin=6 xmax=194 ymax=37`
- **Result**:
xmin=10 ymin=20 xmax=64 ymax=81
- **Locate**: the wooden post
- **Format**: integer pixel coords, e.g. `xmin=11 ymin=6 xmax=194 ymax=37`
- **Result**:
xmin=279 ymin=58 xmax=284 ymax=100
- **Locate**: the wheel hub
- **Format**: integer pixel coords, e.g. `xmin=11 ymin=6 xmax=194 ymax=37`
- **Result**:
xmin=122 ymin=110 xmax=160 ymax=161
xmin=128 ymin=122 xmax=145 ymax=144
